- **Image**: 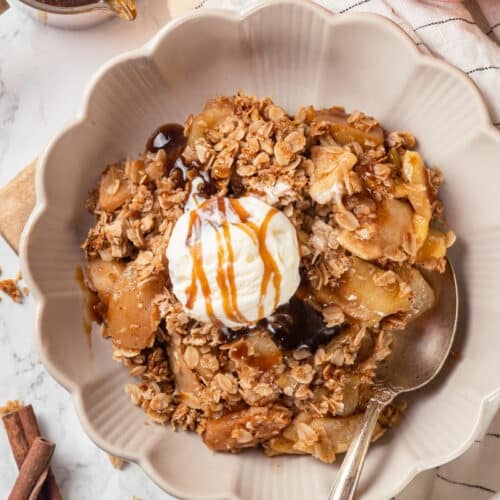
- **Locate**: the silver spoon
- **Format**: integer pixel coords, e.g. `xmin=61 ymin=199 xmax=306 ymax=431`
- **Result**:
xmin=328 ymin=260 xmax=459 ymax=500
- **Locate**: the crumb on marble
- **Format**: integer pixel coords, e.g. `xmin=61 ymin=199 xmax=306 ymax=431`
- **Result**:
xmin=0 ymin=279 xmax=23 ymax=303
xmin=108 ymin=453 xmax=126 ymax=469
xmin=0 ymin=400 xmax=24 ymax=416
xmin=0 ymin=267 xmax=26 ymax=304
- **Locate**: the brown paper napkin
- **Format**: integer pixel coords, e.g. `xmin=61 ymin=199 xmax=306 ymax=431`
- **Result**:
xmin=0 ymin=162 xmax=37 ymax=254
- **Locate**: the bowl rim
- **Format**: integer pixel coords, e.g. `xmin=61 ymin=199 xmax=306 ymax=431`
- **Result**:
xmin=20 ymin=1 xmax=500 ymax=498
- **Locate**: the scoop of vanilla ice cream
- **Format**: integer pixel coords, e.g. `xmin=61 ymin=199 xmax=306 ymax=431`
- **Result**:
xmin=166 ymin=196 xmax=300 ymax=328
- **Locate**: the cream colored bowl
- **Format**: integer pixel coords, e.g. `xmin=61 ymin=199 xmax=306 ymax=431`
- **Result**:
xmin=20 ymin=2 xmax=500 ymax=499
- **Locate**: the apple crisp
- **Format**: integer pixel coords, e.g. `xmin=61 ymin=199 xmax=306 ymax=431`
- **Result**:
xmin=82 ymin=92 xmax=454 ymax=463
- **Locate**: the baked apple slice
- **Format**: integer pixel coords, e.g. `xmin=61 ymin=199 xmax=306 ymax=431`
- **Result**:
xmin=394 ymin=151 xmax=432 ymax=251
xmin=204 ymin=405 xmax=291 ymax=451
xmin=187 ymin=97 xmax=234 ymax=149
xmin=86 ymin=259 xmax=125 ymax=305
xmin=107 ymin=266 xmax=164 ymax=350
xmin=397 ymin=267 xmax=435 ymax=321
xmin=333 ymin=257 xmax=411 ymax=324
xmin=416 ymin=227 xmax=447 ymax=262
xmin=338 ymin=198 xmax=414 ymax=261
xmin=264 ymin=411 xmax=384 ymax=463
xmin=98 ymin=164 xmax=132 ymax=213
xmin=315 ymin=108 xmax=384 ymax=147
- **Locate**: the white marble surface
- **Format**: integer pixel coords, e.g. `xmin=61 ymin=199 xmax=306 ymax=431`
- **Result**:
xmin=0 ymin=3 xmax=176 ymax=498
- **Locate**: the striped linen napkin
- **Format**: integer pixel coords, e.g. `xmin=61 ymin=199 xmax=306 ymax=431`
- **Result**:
xmin=181 ymin=0 xmax=499 ymax=129
xmin=169 ymin=1 xmax=500 ymax=498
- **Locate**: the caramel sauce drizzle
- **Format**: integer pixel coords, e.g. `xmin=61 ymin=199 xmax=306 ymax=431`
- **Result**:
xmin=185 ymin=211 xmax=219 ymax=325
xmin=257 ymin=209 xmax=282 ymax=317
xmin=217 ymin=198 xmax=246 ymax=324
xmin=185 ymin=197 xmax=282 ymax=324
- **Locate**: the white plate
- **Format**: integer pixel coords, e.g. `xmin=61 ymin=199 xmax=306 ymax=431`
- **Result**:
xmin=20 ymin=1 xmax=500 ymax=499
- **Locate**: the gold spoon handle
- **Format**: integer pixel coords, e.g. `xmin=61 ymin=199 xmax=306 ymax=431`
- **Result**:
xmin=328 ymin=387 xmax=396 ymax=500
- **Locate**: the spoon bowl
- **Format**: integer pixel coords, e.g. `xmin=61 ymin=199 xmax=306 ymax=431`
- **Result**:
xmin=376 ymin=262 xmax=459 ymax=393
xmin=330 ymin=260 xmax=459 ymax=500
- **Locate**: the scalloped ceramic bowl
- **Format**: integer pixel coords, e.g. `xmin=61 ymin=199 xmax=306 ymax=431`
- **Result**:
xmin=20 ymin=1 xmax=500 ymax=499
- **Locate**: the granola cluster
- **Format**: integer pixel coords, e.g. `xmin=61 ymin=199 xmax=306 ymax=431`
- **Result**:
xmin=82 ymin=93 xmax=453 ymax=463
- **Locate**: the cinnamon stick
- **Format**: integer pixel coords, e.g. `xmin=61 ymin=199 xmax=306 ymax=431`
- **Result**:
xmin=17 ymin=405 xmax=42 ymax=445
xmin=8 ymin=437 xmax=55 ymax=500
xmin=3 ymin=405 xmax=62 ymax=500
xmin=2 ymin=412 xmax=30 ymax=468
xmin=17 ymin=405 xmax=62 ymax=500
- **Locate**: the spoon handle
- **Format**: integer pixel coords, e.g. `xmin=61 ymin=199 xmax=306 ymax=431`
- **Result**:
xmin=328 ymin=389 xmax=395 ymax=500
